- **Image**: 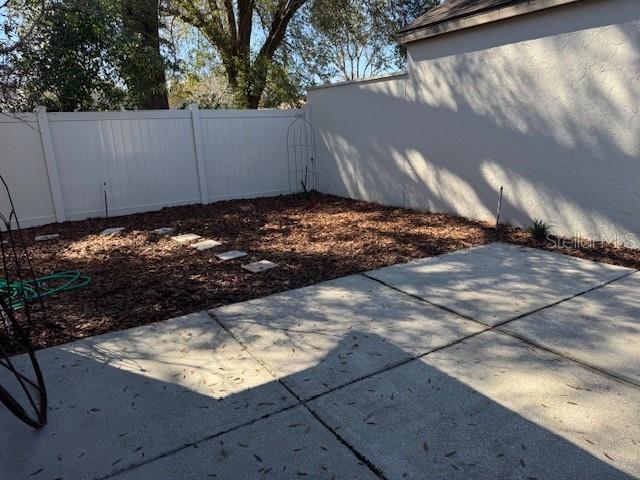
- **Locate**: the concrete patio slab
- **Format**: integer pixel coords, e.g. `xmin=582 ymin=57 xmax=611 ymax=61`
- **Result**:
xmin=503 ymin=271 xmax=640 ymax=386
xmin=309 ymin=331 xmax=640 ymax=480
xmin=0 ymin=312 xmax=296 ymax=480
xmin=112 ymin=405 xmax=379 ymax=480
xmin=366 ymin=242 xmax=633 ymax=325
xmin=212 ymin=275 xmax=485 ymax=400
xmin=3 ymin=244 xmax=639 ymax=480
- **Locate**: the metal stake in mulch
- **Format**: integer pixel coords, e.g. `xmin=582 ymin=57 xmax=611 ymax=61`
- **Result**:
xmin=103 ymin=181 xmax=109 ymax=218
xmin=495 ymin=186 xmax=504 ymax=237
xmin=0 ymin=175 xmax=48 ymax=429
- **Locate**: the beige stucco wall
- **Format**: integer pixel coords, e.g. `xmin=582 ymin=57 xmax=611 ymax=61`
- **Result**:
xmin=308 ymin=0 xmax=640 ymax=245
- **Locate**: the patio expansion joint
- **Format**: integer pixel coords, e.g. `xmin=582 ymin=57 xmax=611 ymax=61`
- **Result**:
xmin=300 ymin=325 xmax=495 ymax=405
xmin=206 ymin=310 xmax=390 ymax=480
xmin=204 ymin=311 xmax=492 ymax=406
xmin=361 ymin=270 xmax=640 ymax=391
xmin=96 ymin=401 xmax=302 ymax=480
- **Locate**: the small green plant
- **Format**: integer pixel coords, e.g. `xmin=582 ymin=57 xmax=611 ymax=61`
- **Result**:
xmin=529 ymin=219 xmax=552 ymax=241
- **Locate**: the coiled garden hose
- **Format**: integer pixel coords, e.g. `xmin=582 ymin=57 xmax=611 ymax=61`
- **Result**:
xmin=0 ymin=271 xmax=91 ymax=309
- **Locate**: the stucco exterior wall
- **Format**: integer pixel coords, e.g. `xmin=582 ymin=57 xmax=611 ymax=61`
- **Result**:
xmin=308 ymin=0 xmax=640 ymax=245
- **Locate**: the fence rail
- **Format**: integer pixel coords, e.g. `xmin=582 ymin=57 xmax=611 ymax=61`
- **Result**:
xmin=0 ymin=107 xmax=304 ymax=228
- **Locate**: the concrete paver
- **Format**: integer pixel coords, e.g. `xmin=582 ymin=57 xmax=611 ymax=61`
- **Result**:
xmin=35 ymin=234 xmax=60 ymax=241
xmin=100 ymin=227 xmax=126 ymax=237
xmin=192 ymin=239 xmax=222 ymax=251
xmin=216 ymin=250 xmax=248 ymax=261
xmin=366 ymin=242 xmax=632 ymax=325
xmin=151 ymin=227 xmax=175 ymax=235
xmin=171 ymin=233 xmax=201 ymax=243
xmin=243 ymin=260 xmax=278 ymax=273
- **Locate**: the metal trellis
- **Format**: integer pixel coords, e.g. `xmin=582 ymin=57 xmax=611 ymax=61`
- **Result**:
xmin=287 ymin=113 xmax=318 ymax=193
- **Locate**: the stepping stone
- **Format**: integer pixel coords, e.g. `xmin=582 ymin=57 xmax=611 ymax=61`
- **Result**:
xmin=192 ymin=239 xmax=222 ymax=251
xmin=242 ymin=260 xmax=278 ymax=273
xmin=151 ymin=227 xmax=175 ymax=235
xmin=171 ymin=233 xmax=201 ymax=243
xmin=100 ymin=227 xmax=125 ymax=237
xmin=35 ymin=234 xmax=60 ymax=241
xmin=216 ymin=250 xmax=247 ymax=261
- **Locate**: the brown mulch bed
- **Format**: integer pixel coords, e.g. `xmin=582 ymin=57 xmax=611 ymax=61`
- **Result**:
xmin=15 ymin=192 xmax=640 ymax=351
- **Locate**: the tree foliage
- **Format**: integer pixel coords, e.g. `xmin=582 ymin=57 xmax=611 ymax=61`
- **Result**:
xmin=2 ymin=0 xmax=171 ymax=111
xmin=0 ymin=0 xmax=45 ymax=54
xmin=288 ymin=0 xmax=438 ymax=83
xmin=162 ymin=0 xmax=437 ymax=107
xmin=1 ymin=0 xmax=47 ymax=110
xmin=10 ymin=0 xmax=126 ymax=111
xmin=167 ymin=16 xmax=304 ymax=109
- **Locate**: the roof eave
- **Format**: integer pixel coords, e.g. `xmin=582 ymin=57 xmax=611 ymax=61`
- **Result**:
xmin=396 ymin=0 xmax=586 ymax=45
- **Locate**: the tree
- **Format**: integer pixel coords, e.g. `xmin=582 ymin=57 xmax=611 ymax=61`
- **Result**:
xmin=161 ymin=0 xmax=308 ymax=109
xmin=3 ymin=0 xmax=437 ymax=112
xmin=166 ymin=16 xmax=304 ymax=109
xmin=120 ymin=0 xmax=170 ymax=109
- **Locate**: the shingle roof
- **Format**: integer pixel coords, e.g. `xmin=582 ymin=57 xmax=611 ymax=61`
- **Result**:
xmin=397 ymin=0 xmax=585 ymax=43
xmin=399 ymin=0 xmax=525 ymax=34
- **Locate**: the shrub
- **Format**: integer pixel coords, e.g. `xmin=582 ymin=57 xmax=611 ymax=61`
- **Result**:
xmin=529 ymin=219 xmax=552 ymax=241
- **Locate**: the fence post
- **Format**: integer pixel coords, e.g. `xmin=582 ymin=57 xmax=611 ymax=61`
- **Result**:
xmin=190 ymin=104 xmax=208 ymax=205
xmin=36 ymin=106 xmax=66 ymax=223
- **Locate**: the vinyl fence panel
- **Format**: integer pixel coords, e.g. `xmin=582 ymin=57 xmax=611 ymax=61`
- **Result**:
xmin=0 ymin=108 xmax=303 ymax=228
xmin=0 ymin=114 xmax=56 ymax=227
xmin=200 ymin=109 xmax=302 ymax=202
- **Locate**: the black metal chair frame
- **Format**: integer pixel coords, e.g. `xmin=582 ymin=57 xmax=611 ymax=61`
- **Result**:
xmin=0 ymin=175 xmax=48 ymax=429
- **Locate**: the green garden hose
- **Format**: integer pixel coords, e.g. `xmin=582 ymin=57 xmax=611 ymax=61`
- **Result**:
xmin=0 ymin=271 xmax=91 ymax=309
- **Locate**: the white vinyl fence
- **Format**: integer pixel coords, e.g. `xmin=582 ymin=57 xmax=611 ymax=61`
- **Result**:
xmin=0 ymin=107 xmax=303 ymax=227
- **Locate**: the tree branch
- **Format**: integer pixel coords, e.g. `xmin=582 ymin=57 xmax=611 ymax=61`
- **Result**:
xmin=0 ymin=0 xmax=46 ymax=55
